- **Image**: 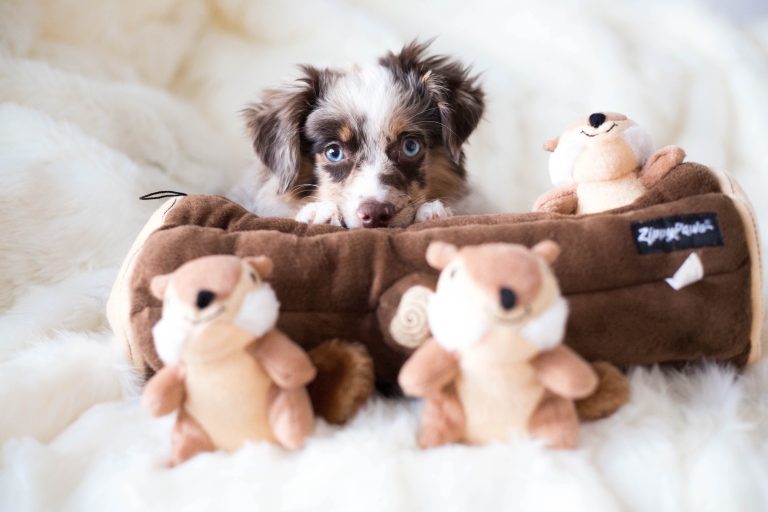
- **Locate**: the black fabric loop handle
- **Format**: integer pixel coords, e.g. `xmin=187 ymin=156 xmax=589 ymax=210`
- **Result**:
xmin=139 ymin=191 xmax=188 ymax=200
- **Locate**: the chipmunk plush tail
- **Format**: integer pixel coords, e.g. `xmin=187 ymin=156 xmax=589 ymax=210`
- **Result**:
xmin=307 ymin=339 xmax=375 ymax=425
xmin=576 ymin=361 xmax=630 ymax=421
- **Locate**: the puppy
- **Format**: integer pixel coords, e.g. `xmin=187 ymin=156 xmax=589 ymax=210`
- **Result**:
xmin=231 ymin=41 xmax=485 ymax=228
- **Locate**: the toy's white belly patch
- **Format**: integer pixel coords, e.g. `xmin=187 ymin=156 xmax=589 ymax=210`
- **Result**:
xmin=457 ymin=362 xmax=544 ymax=444
xmin=184 ymin=355 xmax=274 ymax=451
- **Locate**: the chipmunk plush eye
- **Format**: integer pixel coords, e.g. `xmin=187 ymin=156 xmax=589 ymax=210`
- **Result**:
xmin=196 ymin=290 xmax=215 ymax=309
xmin=249 ymin=272 xmax=257 ymax=282
xmin=499 ymin=287 xmax=517 ymax=310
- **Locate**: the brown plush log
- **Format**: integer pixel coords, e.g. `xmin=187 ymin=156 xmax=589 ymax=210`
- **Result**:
xmin=107 ymin=163 xmax=762 ymax=386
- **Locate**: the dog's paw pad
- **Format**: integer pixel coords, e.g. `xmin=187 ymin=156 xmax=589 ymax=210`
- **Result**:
xmin=415 ymin=200 xmax=452 ymax=223
xmin=295 ymin=202 xmax=342 ymax=226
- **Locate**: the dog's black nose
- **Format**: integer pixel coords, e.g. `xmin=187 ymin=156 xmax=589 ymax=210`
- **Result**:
xmin=499 ymin=287 xmax=517 ymax=310
xmin=196 ymin=290 xmax=215 ymax=309
xmin=588 ymin=112 xmax=606 ymax=128
xmin=357 ymin=201 xmax=395 ymax=228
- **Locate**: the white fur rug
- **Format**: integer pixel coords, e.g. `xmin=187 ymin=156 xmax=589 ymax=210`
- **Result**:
xmin=2 ymin=1 xmax=768 ymax=510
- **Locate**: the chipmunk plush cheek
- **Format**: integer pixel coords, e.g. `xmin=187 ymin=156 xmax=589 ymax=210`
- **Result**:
xmin=427 ymin=266 xmax=490 ymax=351
xmin=520 ymin=295 xmax=569 ymax=350
xmin=151 ymin=288 xmax=193 ymax=365
xmin=152 ymin=317 xmax=189 ymax=365
xmin=547 ymin=133 xmax=581 ymax=186
xmin=233 ymin=284 xmax=280 ymax=338
xmin=621 ymin=125 xmax=654 ymax=165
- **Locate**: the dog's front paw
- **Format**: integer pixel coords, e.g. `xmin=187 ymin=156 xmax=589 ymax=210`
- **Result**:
xmin=415 ymin=200 xmax=453 ymax=223
xmin=295 ymin=202 xmax=343 ymax=226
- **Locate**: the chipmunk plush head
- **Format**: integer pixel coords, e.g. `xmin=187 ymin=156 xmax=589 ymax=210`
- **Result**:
xmin=546 ymin=112 xmax=653 ymax=186
xmin=425 ymin=240 xmax=567 ymax=358
xmin=150 ymin=255 xmax=277 ymax=365
xmin=535 ymin=112 xmax=685 ymax=214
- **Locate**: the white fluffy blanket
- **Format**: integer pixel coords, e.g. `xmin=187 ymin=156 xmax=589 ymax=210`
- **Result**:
xmin=2 ymin=1 xmax=768 ymax=510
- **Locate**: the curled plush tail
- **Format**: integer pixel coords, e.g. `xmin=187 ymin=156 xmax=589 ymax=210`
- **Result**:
xmin=307 ymin=339 xmax=374 ymax=425
xmin=576 ymin=361 xmax=630 ymax=421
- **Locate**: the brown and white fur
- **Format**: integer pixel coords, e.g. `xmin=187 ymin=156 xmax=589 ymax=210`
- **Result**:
xmin=230 ymin=41 xmax=485 ymax=228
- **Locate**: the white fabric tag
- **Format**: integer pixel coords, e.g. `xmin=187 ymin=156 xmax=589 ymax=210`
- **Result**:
xmin=665 ymin=253 xmax=704 ymax=290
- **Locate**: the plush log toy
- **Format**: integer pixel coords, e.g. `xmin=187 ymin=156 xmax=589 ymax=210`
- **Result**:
xmin=399 ymin=240 xmax=608 ymax=448
xmin=534 ymin=112 xmax=686 ymax=214
xmin=109 ymin=161 xmax=762 ymax=425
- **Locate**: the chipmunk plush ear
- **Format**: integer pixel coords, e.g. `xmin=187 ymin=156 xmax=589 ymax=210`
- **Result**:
xmin=150 ymin=274 xmax=171 ymax=300
xmin=426 ymin=241 xmax=459 ymax=270
xmin=543 ymin=136 xmax=559 ymax=152
xmin=246 ymin=256 xmax=274 ymax=279
xmin=532 ymin=240 xmax=561 ymax=264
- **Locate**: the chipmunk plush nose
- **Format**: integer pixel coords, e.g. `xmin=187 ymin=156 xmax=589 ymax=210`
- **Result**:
xmin=357 ymin=201 xmax=395 ymax=228
xmin=196 ymin=290 xmax=215 ymax=309
xmin=588 ymin=112 xmax=606 ymax=128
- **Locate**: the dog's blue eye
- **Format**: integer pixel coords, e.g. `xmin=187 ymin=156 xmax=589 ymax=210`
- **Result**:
xmin=324 ymin=143 xmax=345 ymax=162
xmin=402 ymin=138 xmax=421 ymax=158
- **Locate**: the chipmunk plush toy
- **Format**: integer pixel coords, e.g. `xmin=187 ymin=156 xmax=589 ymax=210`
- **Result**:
xmin=398 ymin=241 xmax=605 ymax=449
xmin=142 ymin=255 xmax=316 ymax=465
xmin=534 ymin=112 xmax=686 ymax=214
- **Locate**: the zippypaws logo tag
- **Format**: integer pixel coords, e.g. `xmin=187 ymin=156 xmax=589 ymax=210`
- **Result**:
xmin=631 ymin=212 xmax=724 ymax=254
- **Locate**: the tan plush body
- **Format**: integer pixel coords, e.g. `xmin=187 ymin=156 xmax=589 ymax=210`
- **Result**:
xmin=534 ymin=112 xmax=686 ymax=214
xmin=142 ymin=255 xmax=316 ymax=465
xmin=399 ymin=241 xmax=599 ymax=448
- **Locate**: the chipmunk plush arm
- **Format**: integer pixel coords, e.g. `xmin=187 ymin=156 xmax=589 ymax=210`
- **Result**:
xmin=398 ymin=338 xmax=460 ymax=397
xmin=142 ymin=364 xmax=186 ymax=416
xmin=531 ymin=345 xmax=598 ymax=399
xmin=533 ymin=184 xmax=579 ymax=214
xmin=639 ymin=145 xmax=686 ymax=188
xmin=248 ymin=330 xmax=317 ymax=389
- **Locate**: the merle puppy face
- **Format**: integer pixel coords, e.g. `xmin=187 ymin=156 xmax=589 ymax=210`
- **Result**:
xmin=244 ymin=41 xmax=485 ymax=228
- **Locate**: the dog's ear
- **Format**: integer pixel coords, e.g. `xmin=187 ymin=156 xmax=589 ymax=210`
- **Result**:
xmin=243 ymin=65 xmax=336 ymax=194
xmin=380 ymin=40 xmax=485 ymax=163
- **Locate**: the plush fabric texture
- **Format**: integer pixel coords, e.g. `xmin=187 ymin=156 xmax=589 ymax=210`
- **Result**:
xmin=397 ymin=240 xmax=599 ymax=449
xmin=115 ymin=163 xmax=760 ymax=387
xmin=3 ymin=0 xmax=768 ymax=510
xmin=534 ymin=110 xmax=687 ymax=215
xmin=143 ymin=255 xmax=317 ymax=463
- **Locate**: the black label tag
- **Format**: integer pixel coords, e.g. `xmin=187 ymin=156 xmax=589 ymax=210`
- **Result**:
xmin=631 ymin=212 xmax=724 ymax=254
